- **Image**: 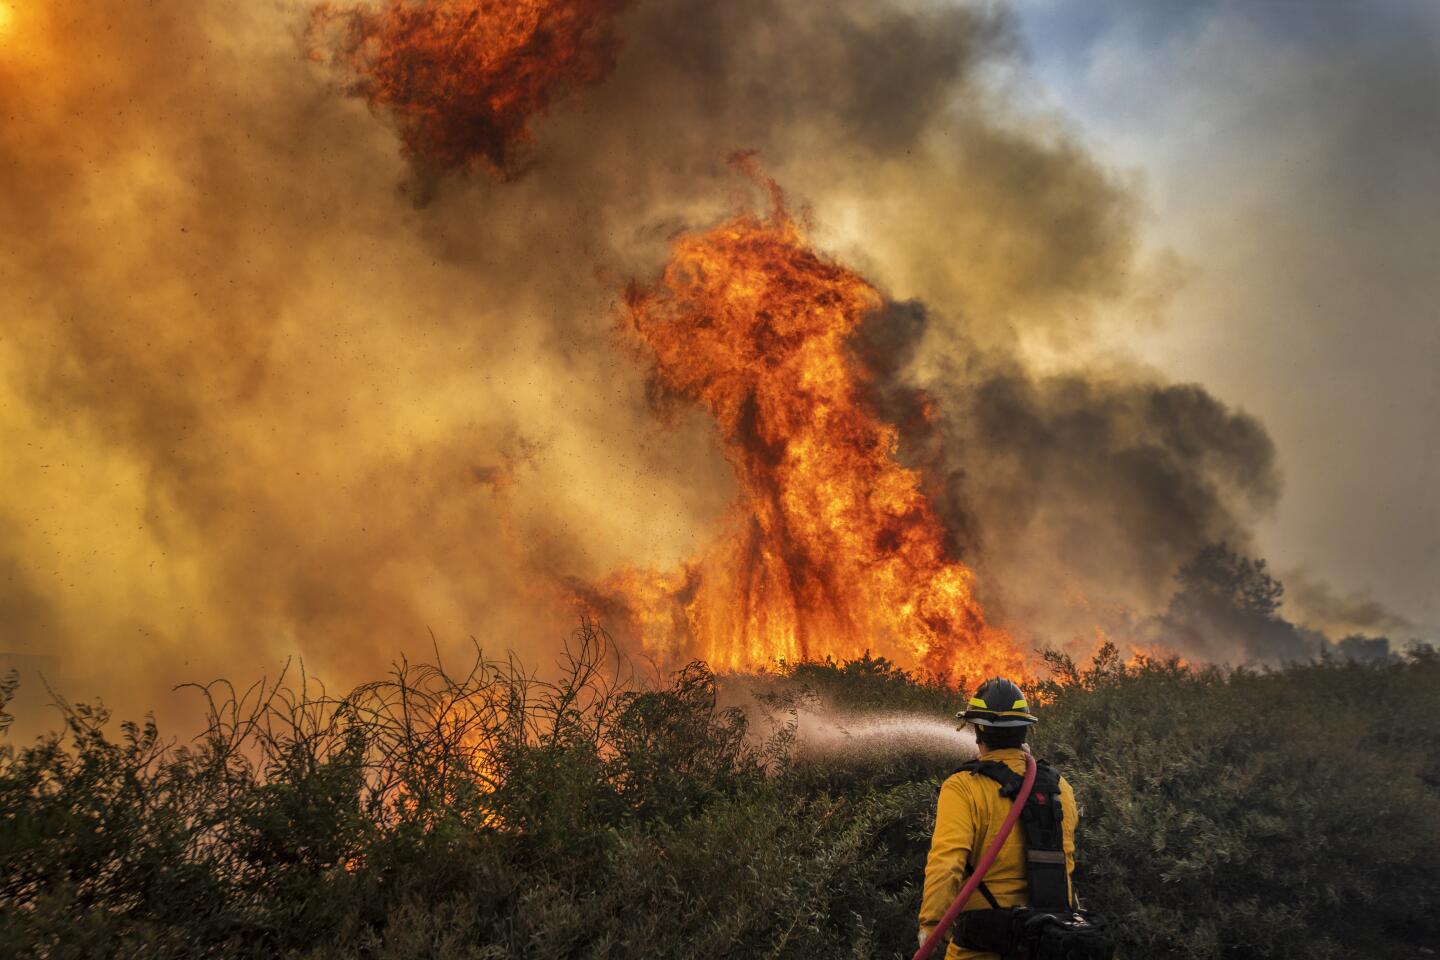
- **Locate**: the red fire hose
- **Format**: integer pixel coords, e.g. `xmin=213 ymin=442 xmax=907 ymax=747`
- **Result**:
xmin=912 ymin=753 xmax=1037 ymax=960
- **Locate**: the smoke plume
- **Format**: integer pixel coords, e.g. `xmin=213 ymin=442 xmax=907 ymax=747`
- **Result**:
xmin=0 ymin=0 xmax=1305 ymax=729
xmin=854 ymin=300 xmax=1282 ymax=658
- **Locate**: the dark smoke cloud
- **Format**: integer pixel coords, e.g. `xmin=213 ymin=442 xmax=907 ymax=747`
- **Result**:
xmin=857 ymin=301 xmax=1284 ymax=659
xmin=0 ymin=0 xmax=1312 ymax=732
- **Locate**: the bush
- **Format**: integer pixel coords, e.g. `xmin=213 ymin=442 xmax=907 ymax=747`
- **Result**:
xmin=1037 ymin=644 xmax=1440 ymax=960
xmin=2 ymin=628 xmax=1437 ymax=958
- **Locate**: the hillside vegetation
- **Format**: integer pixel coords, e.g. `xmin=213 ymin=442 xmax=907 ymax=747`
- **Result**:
xmin=2 ymin=627 xmax=1438 ymax=959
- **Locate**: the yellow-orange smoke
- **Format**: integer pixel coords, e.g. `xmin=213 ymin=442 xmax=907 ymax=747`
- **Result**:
xmin=586 ymin=173 xmax=1024 ymax=683
xmin=310 ymin=0 xmax=626 ymax=175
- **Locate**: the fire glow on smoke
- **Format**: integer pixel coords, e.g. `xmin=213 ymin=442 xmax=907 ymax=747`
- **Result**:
xmin=583 ymin=169 xmax=1026 ymax=683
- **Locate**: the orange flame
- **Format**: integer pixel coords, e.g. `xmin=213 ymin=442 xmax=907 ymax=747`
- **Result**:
xmin=310 ymin=0 xmax=626 ymax=174
xmin=589 ymin=172 xmax=1024 ymax=684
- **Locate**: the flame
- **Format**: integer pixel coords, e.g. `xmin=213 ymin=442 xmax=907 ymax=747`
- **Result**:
xmin=589 ymin=171 xmax=1024 ymax=684
xmin=1078 ymin=624 xmax=1191 ymax=674
xmin=309 ymin=0 xmax=626 ymax=174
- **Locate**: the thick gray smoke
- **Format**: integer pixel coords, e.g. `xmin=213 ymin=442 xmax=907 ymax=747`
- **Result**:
xmin=854 ymin=300 xmax=1287 ymax=660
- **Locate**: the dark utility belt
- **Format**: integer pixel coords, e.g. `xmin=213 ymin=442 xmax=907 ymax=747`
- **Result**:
xmin=953 ymin=906 xmax=1115 ymax=960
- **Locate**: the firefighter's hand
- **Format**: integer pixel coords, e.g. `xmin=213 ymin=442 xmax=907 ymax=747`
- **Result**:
xmin=918 ymin=924 xmax=938 ymax=949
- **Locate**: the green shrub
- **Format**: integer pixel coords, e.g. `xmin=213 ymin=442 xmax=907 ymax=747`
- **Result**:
xmin=2 ymin=627 xmax=1436 ymax=959
xmin=1038 ymin=644 xmax=1440 ymax=960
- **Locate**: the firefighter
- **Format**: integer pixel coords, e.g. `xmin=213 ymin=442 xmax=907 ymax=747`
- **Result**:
xmin=917 ymin=677 xmax=1080 ymax=960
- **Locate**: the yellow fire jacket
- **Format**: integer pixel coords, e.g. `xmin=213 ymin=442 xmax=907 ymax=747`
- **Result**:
xmin=918 ymin=748 xmax=1078 ymax=960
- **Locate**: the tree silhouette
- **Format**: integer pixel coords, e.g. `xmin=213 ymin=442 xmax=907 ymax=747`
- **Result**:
xmin=1162 ymin=543 xmax=1313 ymax=662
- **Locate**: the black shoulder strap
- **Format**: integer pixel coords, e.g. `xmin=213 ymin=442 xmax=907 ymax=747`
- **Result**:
xmin=957 ymin=759 xmax=1025 ymax=797
xmin=959 ymin=758 xmax=1072 ymax=910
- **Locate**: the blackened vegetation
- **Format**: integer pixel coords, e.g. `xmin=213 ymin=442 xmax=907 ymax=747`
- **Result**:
xmin=2 ymin=627 xmax=1439 ymax=959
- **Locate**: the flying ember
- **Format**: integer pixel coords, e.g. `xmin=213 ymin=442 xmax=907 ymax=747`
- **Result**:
xmin=587 ymin=173 xmax=1025 ymax=683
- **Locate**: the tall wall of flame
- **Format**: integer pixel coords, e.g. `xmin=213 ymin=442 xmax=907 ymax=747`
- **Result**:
xmin=598 ymin=186 xmax=1021 ymax=681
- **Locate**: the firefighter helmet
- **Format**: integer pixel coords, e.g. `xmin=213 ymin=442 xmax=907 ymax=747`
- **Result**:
xmin=956 ymin=677 xmax=1037 ymax=728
